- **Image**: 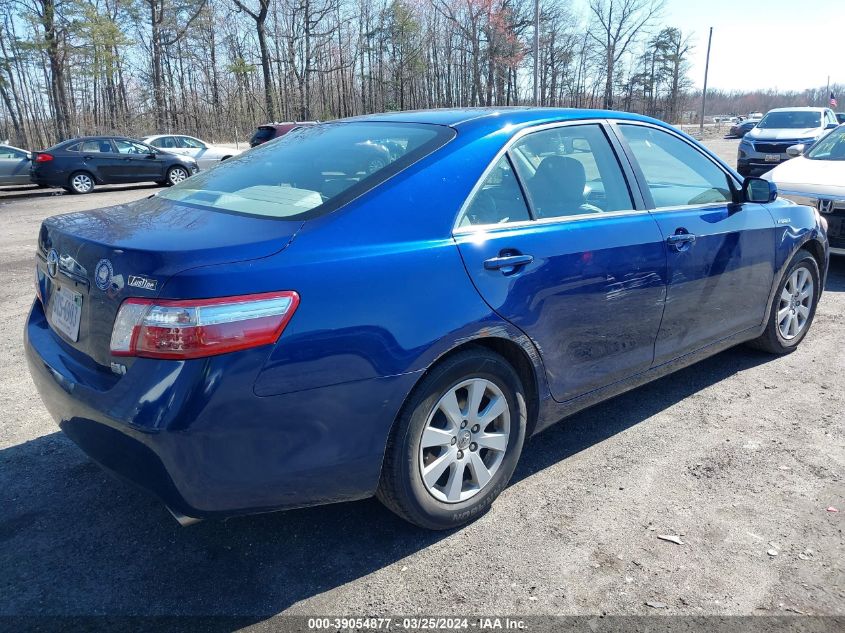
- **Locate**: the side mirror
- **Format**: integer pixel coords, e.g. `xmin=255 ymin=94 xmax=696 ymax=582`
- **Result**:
xmin=743 ymin=177 xmax=778 ymax=203
xmin=825 ymin=122 xmax=838 ymax=129
xmin=786 ymin=144 xmax=805 ymax=157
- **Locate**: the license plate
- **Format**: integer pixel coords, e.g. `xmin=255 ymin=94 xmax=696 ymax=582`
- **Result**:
xmin=51 ymin=286 xmax=82 ymax=342
xmin=764 ymin=154 xmax=781 ymax=163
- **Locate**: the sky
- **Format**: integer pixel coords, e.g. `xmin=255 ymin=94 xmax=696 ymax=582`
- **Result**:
xmin=575 ymin=0 xmax=843 ymax=93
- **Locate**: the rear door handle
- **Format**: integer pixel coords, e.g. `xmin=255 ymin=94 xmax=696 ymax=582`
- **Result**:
xmin=666 ymin=232 xmax=697 ymax=251
xmin=484 ymin=254 xmax=534 ymax=270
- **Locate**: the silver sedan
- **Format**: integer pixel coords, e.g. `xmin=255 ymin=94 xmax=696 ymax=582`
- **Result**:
xmin=141 ymin=135 xmax=242 ymax=170
xmin=763 ymin=124 xmax=845 ymax=255
xmin=0 ymin=144 xmax=33 ymax=186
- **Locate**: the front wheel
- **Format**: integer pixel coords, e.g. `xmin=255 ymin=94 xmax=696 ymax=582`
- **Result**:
xmin=748 ymin=249 xmax=820 ymax=354
xmin=166 ymin=166 xmax=189 ymax=186
xmin=377 ymin=349 xmax=527 ymax=530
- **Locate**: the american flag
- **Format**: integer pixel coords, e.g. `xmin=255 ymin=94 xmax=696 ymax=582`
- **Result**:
xmin=831 ymin=91 xmax=838 ymax=108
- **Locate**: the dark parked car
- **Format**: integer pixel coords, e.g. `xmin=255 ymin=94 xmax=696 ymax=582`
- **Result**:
xmin=729 ymin=119 xmax=759 ymax=138
xmin=31 ymin=136 xmax=199 ymax=194
xmin=249 ymin=122 xmax=316 ymax=147
xmin=26 ymin=109 xmax=828 ymax=530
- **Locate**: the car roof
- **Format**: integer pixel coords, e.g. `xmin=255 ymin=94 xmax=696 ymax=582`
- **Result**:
xmin=339 ymin=107 xmax=660 ymax=131
xmin=766 ymin=107 xmax=828 ymax=113
xmin=143 ymin=134 xmax=196 ymax=139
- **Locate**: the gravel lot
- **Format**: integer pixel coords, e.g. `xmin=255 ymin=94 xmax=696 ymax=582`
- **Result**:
xmin=1 ymin=137 xmax=843 ymax=621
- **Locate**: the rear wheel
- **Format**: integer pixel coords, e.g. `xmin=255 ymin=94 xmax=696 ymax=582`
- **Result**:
xmin=377 ymin=349 xmax=527 ymax=530
xmin=68 ymin=171 xmax=94 ymax=194
xmin=748 ymin=249 xmax=820 ymax=354
xmin=166 ymin=166 xmax=189 ymax=186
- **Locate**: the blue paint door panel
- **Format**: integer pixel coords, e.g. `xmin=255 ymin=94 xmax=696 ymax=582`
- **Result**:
xmin=650 ymin=204 xmax=776 ymax=363
xmin=455 ymin=214 xmax=667 ymax=402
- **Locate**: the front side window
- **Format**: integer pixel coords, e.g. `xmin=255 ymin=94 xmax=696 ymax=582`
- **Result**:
xmin=179 ymin=137 xmax=205 ymax=149
xmin=807 ymin=125 xmax=845 ymax=160
xmin=619 ymin=125 xmax=733 ymax=207
xmin=159 ymin=122 xmax=454 ymax=219
xmin=757 ymin=111 xmax=821 ymax=129
xmin=510 ymin=124 xmax=633 ymax=219
xmin=80 ymin=140 xmax=113 ymax=153
xmin=114 ymin=140 xmax=151 ymax=154
xmin=0 ymin=147 xmax=25 ymax=159
xmin=459 ymin=155 xmax=530 ymax=226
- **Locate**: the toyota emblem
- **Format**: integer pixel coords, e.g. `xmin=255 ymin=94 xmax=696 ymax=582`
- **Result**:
xmin=46 ymin=249 xmax=58 ymax=278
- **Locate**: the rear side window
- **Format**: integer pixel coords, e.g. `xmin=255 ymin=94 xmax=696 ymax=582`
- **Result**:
xmin=65 ymin=143 xmax=81 ymax=152
xmin=150 ymin=137 xmax=175 ymax=148
xmin=510 ymin=124 xmax=633 ymax=219
xmin=80 ymin=140 xmax=113 ymax=153
xmin=619 ymin=125 xmax=733 ymax=207
xmin=460 ymin=156 xmax=530 ymax=227
xmin=160 ymin=122 xmax=454 ymax=219
xmin=251 ymin=127 xmax=275 ymax=143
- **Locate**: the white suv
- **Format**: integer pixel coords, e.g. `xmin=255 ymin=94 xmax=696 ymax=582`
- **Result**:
xmin=737 ymin=107 xmax=839 ymax=177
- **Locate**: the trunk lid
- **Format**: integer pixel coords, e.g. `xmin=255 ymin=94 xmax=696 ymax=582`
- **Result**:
xmin=36 ymin=195 xmax=303 ymax=367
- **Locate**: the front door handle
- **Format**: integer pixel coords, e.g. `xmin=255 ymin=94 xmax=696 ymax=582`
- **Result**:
xmin=484 ymin=254 xmax=534 ymax=270
xmin=666 ymin=232 xmax=697 ymax=251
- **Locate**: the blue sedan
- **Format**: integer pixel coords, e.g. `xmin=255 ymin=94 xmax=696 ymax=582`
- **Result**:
xmin=25 ymin=108 xmax=829 ymax=529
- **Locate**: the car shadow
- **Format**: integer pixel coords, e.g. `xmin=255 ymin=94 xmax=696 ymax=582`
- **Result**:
xmin=824 ymin=255 xmax=845 ymax=292
xmin=0 ymin=343 xmax=782 ymax=622
xmin=0 ymin=183 xmax=161 ymax=202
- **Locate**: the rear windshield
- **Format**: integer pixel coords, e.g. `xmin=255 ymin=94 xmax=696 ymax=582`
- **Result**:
xmin=807 ymin=126 xmax=845 ymax=160
xmin=159 ymin=122 xmax=454 ymax=219
xmin=757 ymin=111 xmax=821 ymax=129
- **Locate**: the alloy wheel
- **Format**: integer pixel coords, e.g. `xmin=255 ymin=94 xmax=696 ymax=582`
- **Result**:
xmin=169 ymin=167 xmax=188 ymax=184
xmin=418 ymin=378 xmax=510 ymax=504
xmin=777 ymin=266 xmax=813 ymax=340
xmin=71 ymin=174 xmax=93 ymax=193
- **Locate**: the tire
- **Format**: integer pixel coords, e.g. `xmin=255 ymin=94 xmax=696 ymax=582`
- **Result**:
xmin=68 ymin=171 xmax=95 ymax=194
xmin=166 ymin=166 xmax=189 ymax=186
xmin=747 ymin=249 xmax=820 ymax=354
xmin=377 ymin=348 xmax=527 ymax=530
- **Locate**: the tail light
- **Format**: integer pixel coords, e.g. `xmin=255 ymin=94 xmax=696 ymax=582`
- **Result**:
xmin=110 ymin=291 xmax=299 ymax=359
xmin=35 ymin=153 xmax=53 ymax=163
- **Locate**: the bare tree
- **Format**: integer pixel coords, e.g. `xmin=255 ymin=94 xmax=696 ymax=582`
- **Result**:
xmin=232 ymin=0 xmax=275 ymax=120
xmin=588 ymin=0 xmax=663 ymax=109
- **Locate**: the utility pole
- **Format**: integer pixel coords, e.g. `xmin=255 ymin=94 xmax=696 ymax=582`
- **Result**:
xmin=699 ymin=27 xmax=713 ymax=136
xmin=825 ymin=75 xmax=830 ymax=106
xmin=533 ymin=0 xmax=540 ymax=106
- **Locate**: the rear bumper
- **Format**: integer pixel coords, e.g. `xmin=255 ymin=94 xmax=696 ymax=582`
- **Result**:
xmin=25 ymin=299 xmax=418 ymax=518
